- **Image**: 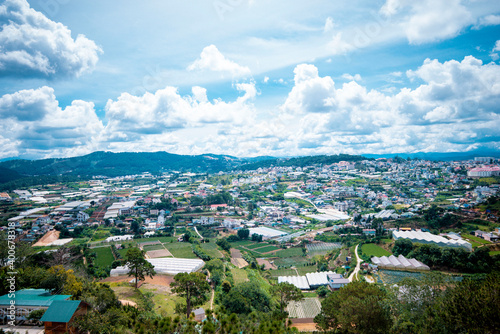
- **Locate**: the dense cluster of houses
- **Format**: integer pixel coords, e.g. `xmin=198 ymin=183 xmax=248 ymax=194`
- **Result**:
xmin=1 ymin=157 xmax=499 ymax=245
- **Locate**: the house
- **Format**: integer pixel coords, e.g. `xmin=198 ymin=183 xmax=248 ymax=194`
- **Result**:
xmin=0 ymin=289 xmax=71 ymax=322
xmin=192 ymin=308 xmax=206 ymax=322
xmin=327 ymin=273 xmax=350 ymax=290
xmin=76 ymin=211 xmax=89 ymax=222
xmin=363 ymin=229 xmax=376 ymax=236
xmin=483 ymin=233 xmax=500 ymax=242
xmin=0 ymin=193 xmax=12 ymax=201
xmin=41 ymin=300 xmax=88 ymax=334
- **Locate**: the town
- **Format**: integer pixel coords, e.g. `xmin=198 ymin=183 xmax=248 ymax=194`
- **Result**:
xmin=0 ymin=155 xmax=499 ymax=333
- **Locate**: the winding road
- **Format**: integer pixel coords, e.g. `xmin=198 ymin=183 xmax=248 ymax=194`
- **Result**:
xmin=348 ymin=244 xmax=363 ymax=282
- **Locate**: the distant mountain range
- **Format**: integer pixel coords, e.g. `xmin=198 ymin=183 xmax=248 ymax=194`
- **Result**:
xmin=363 ymin=149 xmax=500 ymax=161
xmin=0 ymin=151 xmax=367 ymax=185
xmin=0 ymin=149 xmax=498 ymax=186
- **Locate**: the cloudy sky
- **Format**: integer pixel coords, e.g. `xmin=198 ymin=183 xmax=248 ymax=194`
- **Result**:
xmin=1 ymin=0 xmax=500 ymax=159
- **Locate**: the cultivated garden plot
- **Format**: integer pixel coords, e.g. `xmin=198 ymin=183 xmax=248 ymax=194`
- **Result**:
xmin=287 ymin=298 xmax=322 ymax=319
xmin=306 ymin=242 xmax=341 ymax=255
xmin=146 ymin=249 xmax=173 ymax=259
xmin=373 ymin=269 xmax=463 ymax=285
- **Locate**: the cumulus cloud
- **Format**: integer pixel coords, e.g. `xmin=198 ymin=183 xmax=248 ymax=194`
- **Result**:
xmin=0 ymin=0 xmax=101 ymax=78
xmin=187 ymin=45 xmax=251 ymax=78
xmin=2 ymin=56 xmax=500 ymax=159
xmin=380 ymin=0 xmax=473 ymax=44
xmin=103 ymin=82 xmax=256 ymax=143
xmin=277 ymin=58 xmax=500 ymax=154
xmin=0 ymin=86 xmax=103 ymax=157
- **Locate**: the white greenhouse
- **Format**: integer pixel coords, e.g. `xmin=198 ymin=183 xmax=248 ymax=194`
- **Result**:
xmin=371 ymin=255 xmax=430 ymax=271
xmin=110 ymin=258 xmax=205 ymax=277
xmin=393 ymin=231 xmax=472 ymax=251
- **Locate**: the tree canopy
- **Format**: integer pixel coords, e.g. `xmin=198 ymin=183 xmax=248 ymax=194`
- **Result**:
xmin=314 ymin=281 xmax=392 ymax=334
xmin=125 ymin=248 xmax=156 ymax=288
xmin=271 ymin=282 xmax=304 ymax=314
xmin=171 ymin=272 xmax=210 ymax=317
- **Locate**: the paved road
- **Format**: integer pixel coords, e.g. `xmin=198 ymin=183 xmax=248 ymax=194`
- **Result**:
xmin=348 ymin=244 xmax=363 ymax=282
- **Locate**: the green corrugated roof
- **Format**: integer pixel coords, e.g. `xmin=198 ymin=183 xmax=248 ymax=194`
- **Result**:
xmin=0 ymin=289 xmax=71 ymax=307
xmin=40 ymin=300 xmax=81 ymax=323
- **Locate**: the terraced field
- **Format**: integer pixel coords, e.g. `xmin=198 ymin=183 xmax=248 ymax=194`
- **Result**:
xmin=307 ymin=242 xmax=341 ymax=256
xmin=287 ymin=298 xmax=322 ymax=318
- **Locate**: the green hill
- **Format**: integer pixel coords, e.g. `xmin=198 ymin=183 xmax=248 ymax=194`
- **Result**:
xmin=0 ymin=166 xmax=22 ymax=183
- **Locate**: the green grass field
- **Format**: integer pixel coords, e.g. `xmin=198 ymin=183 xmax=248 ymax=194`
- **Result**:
xmin=269 ymin=268 xmax=297 ymax=277
xmin=463 ymin=234 xmax=491 ymax=245
xmin=254 ymin=245 xmax=280 ymax=253
xmin=489 ymin=250 xmax=500 ymax=256
xmin=231 ymin=267 xmax=249 ymax=283
xmin=93 ymin=246 xmax=115 ymax=267
xmin=230 ymin=240 xmax=255 ymax=247
xmin=296 ymin=266 xmax=319 ymax=276
xmin=143 ymin=244 xmax=165 ymax=251
xmin=200 ymin=242 xmax=223 ymax=258
xmin=273 ymin=256 xmax=309 ymax=267
xmin=116 ymin=248 xmax=129 ymax=258
xmin=245 ymin=242 xmax=268 ymax=249
xmin=361 ymin=243 xmax=392 ymax=257
xmin=274 ymin=247 xmax=304 ymax=258
xmin=164 ymin=242 xmax=197 ymax=259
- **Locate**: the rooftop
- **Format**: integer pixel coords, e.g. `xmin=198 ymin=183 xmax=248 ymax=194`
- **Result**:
xmin=0 ymin=289 xmax=71 ymax=307
xmin=40 ymin=300 xmax=81 ymax=323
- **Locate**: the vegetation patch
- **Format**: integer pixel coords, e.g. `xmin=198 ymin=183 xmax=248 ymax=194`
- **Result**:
xmin=274 ymin=247 xmax=304 ymax=258
xmin=253 ymin=245 xmax=280 ymax=253
xmin=231 ymin=267 xmax=249 ymax=284
xmin=361 ymin=243 xmax=392 ymax=257
xmin=93 ymin=246 xmax=115 ymax=267
xmin=164 ymin=242 xmax=198 ymax=258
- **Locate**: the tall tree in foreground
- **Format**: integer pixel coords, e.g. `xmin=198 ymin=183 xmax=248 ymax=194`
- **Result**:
xmin=171 ymin=272 xmax=210 ymax=317
xmin=271 ymin=282 xmax=304 ymax=314
xmin=314 ymin=280 xmax=391 ymax=334
xmin=125 ymin=248 xmax=155 ymax=289
xmin=438 ymin=272 xmax=500 ymax=334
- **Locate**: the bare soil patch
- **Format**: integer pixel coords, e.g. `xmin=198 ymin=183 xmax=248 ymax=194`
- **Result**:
xmin=230 ymin=248 xmax=242 ymax=258
xmin=257 ymin=258 xmax=276 ymax=270
xmin=101 ymin=274 xmax=175 ymax=287
xmin=146 ymin=249 xmax=173 ymax=258
xmin=33 ymin=230 xmax=59 ymax=247
xmin=231 ymin=258 xmax=248 ymax=268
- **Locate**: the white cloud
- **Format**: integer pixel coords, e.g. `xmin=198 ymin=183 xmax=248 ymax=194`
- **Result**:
xmin=493 ymin=40 xmax=500 ymax=52
xmin=324 ymin=17 xmax=334 ymax=33
xmin=475 ymin=14 xmax=500 ymax=29
xmin=187 ymin=45 xmax=251 ymax=77
xmin=0 ymin=86 xmax=103 ymax=157
xmin=282 ymin=64 xmax=336 ymax=114
xmin=380 ymin=0 xmax=473 ymax=44
xmin=0 ymin=0 xmax=101 ymax=78
xmin=277 ymin=58 xmax=500 ymax=155
xmin=342 ymin=73 xmax=362 ymax=81
xmin=2 ymin=56 xmax=500 ymax=159
xmin=103 ymin=82 xmax=256 ymax=142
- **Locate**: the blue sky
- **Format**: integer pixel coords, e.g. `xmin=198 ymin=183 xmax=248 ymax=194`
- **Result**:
xmin=1 ymin=0 xmax=500 ymax=159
